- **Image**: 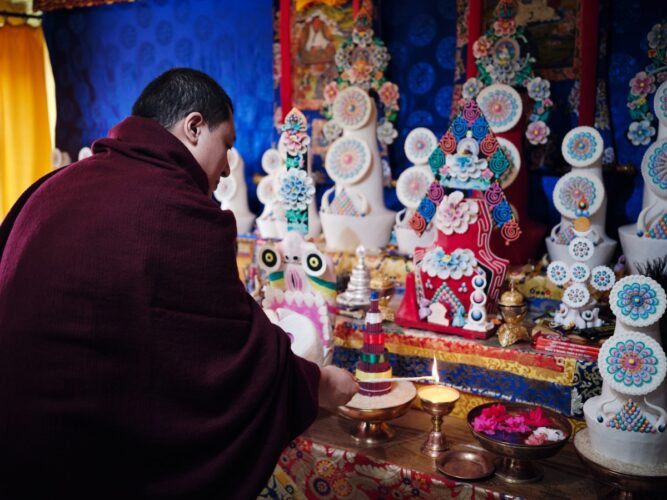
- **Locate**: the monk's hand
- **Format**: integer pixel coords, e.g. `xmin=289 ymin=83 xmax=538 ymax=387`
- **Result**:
xmin=318 ymin=365 xmax=359 ymax=410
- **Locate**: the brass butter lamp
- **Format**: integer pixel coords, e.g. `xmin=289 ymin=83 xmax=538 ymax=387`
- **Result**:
xmin=418 ymin=359 xmax=460 ymax=457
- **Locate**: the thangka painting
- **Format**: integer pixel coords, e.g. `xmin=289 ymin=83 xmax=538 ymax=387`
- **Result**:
xmin=289 ymin=1 xmax=356 ymax=110
xmin=482 ymin=0 xmax=581 ymax=81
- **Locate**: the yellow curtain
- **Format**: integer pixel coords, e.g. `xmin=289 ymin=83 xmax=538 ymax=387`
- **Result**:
xmin=0 ymin=24 xmax=52 ymax=218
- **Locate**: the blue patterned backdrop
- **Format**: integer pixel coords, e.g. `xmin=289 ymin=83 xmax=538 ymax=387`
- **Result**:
xmin=43 ymin=0 xmax=274 ymax=213
xmin=42 ymin=0 xmax=667 ymax=234
xmin=380 ymin=0 xmax=457 ymax=173
xmin=603 ymin=1 xmax=666 ymax=227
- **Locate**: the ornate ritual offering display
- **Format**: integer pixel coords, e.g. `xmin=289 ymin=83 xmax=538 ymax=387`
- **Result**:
xmin=464 ymin=0 xmax=553 ymax=145
xmin=546 ymin=214 xmax=616 ymax=332
xmin=213 ymin=148 xmax=255 ymax=234
xmin=259 ymin=232 xmax=337 ymax=367
xmin=258 ymin=109 xmax=336 ymax=367
xmin=547 ymin=126 xmax=617 ymax=268
xmin=319 ymin=6 xmax=396 ymax=251
xmin=256 ymin=109 xmax=321 ymax=239
xmin=626 ymin=18 xmax=667 ymax=147
xmin=497 ymin=277 xmax=530 ymax=347
xmin=336 ymin=245 xmax=372 ymax=311
xmin=393 ymin=127 xmax=439 ymax=255
xmin=255 ymin=147 xmax=284 ymax=239
xmin=355 ymin=292 xmax=392 ymax=397
xmin=339 ymin=295 xmax=417 ymax=444
xmin=463 ymin=0 xmax=552 ymax=263
xmin=619 ymin=80 xmax=667 ymax=273
xmin=583 ymin=276 xmax=667 ymax=467
xmin=395 ymin=97 xmax=517 ymax=339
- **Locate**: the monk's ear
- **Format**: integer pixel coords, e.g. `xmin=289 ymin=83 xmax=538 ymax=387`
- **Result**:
xmin=181 ymin=112 xmax=205 ymax=145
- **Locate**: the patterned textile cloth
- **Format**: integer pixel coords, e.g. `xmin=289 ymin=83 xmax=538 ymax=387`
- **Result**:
xmin=333 ymin=318 xmax=600 ymax=418
xmin=259 ymin=437 xmax=513 ymax=499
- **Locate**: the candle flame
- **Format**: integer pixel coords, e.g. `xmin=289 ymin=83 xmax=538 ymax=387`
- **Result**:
xmin=431 ymin=356 xmax=439 ymax=383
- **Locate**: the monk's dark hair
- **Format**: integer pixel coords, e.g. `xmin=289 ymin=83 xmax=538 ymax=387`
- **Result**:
xmin=132 ymin=68 xmax=234 ymax=130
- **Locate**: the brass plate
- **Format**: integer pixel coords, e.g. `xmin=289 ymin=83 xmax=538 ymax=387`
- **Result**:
xmin=437 ymin=449 xmax=495 ymax=481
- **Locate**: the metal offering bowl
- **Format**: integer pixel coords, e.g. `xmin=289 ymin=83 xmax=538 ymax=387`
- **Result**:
xmin=338 ymin=382 xmax=417 ymax=446
xmin=337 ymin=399 xmax=415 ymax=446
xmin=467 ymin=402 xmax=572 ymax=483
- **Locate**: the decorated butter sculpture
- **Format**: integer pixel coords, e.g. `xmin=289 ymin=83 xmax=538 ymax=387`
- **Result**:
xmin=463 ymin=0 xmax=553 ymax=146
xmin=259 ymin=109 xmax=336 ymax=366
xmin=257 ymin=114 xmax=321 ymax=240
xmin=546 ymin=217 xmax=616 ymax=330
xmin=395 ymin=98 xmax=518 ymax=339
xmin=583 ymin=276 xmax=667 ymax=466
xmin=463 ymin=0 xmax=551 ymax=263
xmin=255 ymin=147 xmax=284 ymax=239
xmin=213 ymin=148 xmax=256 ymax=234
xmin=393 ymin=128 xmax=438 ymax=255
xmin=355 ymin=292 xmax=392 ymax=396
xmin=547 ymin=126 xmax=616 ymax=268
xmin=319 ymin=6 xmax=396 ymax=251
xmin=619 ymin=81 xmax=667 ymax=273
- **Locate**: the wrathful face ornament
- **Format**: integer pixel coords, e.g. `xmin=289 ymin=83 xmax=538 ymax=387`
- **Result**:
xmin=259 ymin=231 xmax=337 ymax=366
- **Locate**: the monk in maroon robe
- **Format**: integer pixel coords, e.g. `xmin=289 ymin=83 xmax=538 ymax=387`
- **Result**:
xmin=0 ymin=68 xmax=357 ymax=499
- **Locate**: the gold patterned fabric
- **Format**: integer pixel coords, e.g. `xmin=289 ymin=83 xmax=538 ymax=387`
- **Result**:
xmin=332 ymin=318 xmax=599 ymax=418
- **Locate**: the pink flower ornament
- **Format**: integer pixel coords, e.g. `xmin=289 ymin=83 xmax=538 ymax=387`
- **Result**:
xmin=378 ymin=81 xmax=400 ymax=109
xmin=629 ymin=71 xmax=656 ymax=97
xmin=472 ymin=36 xmax=492 ymax=59
xmin=418 ymin=298 xmax=432 ymax=320
xmin=435 ymin=191 xmax=479 ymax=235
xmin=323 ymin=81 xmax=339 ymax=103
xmin=526 ymin=120 xmax=549 ymax=145
xmin=283 ymin=133 xmax=311 ymax=156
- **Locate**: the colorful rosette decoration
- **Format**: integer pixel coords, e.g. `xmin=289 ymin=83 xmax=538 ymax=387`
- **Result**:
xmin=321 ymin=6 xmax=400 ymax=147
xmin=278 ymin=108 xmax=313 ymax=234
xmin=411 ymin=97 xmax=521 ymax=245
xmin=626 ymin=18 xmax=667 ymax=146
xmin=463 ymin=0 xmax=553 ymax=146
xmin=599 ymin=332 xmax=667 ymax=396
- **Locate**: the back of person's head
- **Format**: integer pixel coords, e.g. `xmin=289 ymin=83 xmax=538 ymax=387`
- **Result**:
xmin=132 ymin=68 xmax=233 ymax=130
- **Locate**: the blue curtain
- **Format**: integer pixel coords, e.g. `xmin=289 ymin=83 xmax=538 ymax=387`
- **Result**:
xmin=42 ymin=0 xmax=667 ymax=229
xmin=43 ymin=0 xmax=274 ymax=213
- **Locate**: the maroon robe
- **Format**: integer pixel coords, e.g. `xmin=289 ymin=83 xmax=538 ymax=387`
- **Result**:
xmin=0 ymin=117 xmax=320 ymax=499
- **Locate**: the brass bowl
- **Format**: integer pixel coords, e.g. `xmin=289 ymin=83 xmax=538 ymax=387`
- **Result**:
xmin=437 ymin=448 xmax=495 ymax=481
xmin=467 ymin=402 xmax=572 ymax=483
xmin=338 ymin=381 xmax=416 ymax=446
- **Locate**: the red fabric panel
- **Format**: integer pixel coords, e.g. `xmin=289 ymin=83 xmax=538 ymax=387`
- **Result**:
xmin=578 ymin=0 xmax=599 ymax=126
xmin=279 ymin=0 xmax=293 ymax=120
xmin=466 ymin=0 xmax=483 ymax=79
